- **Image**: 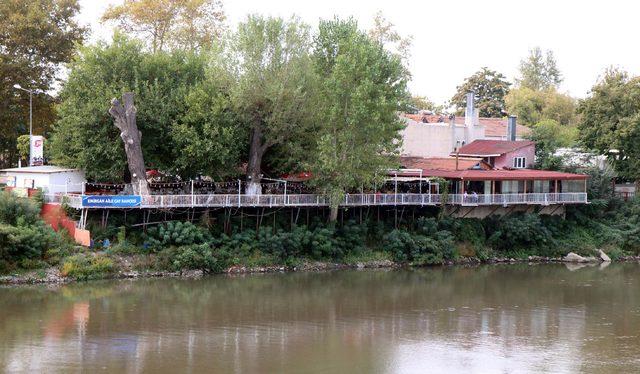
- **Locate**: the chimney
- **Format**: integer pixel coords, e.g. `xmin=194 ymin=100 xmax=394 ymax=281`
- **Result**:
xmin=449 ymin=114 xmax=456 ymax=152
xmin=464 ymin=92 xmax=475 ymax=127
xmin=507 ymin=115 xmax=517 ymax=141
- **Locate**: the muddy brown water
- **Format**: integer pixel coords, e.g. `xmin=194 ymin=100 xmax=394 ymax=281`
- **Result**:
xmin=1 ymin=263 xmax=639 ymax=373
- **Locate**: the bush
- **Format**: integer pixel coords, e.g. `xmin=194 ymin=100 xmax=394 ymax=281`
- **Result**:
xmin=61 ymin=254 xmax=116 ymax=281
xmin=144 ymin=221 xmax=209 ymax=250
xmin=0 ymin=192 xmax=41 ymax=226
xmin=383 ymin=226 xmax=455 ymax=265
xmin=169 ymin=244 xmax=231 ymax=274
xmin=485 ymin=214 xmax=555 ymax=254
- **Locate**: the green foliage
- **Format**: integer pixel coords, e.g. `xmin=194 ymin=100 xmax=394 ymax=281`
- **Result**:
xmin=50 ymin=34 xmax=213 ymax=181
xmin=169 ymin=244 xmax=231 ymax=274
xmin=526 ymin=119 xmax=578 ymax=170
xmin=517 ymin=47 xmax=562 ymax=90
xmin=451 ymin=67 xmax=511 ymax=117
xmin=0 ymin=0 xmax=86 ymax=167
xmin=485 ymin=214 xmax=555 ymax=255
xmin=578 ymin=69 xmax=640 ymax=182
xmin=144 ymin=221 xmax=209 ymax=250
xmin=309 ymin=18 xmax=408 ymax=213
xmin=61 ymin=254 xmax=116 ymax=281
xmin=505 ymin=87 xmax=577 ymax=126
xmin=383 ymin=218 xmax=455 ymax=265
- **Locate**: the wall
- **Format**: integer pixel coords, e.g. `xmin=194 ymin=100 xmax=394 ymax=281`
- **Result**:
xmin=494 ymin=144 xmax=536 ymax=169
xmin=40 ymin=203 xmax=91 ymax=247
xmin=3 ymin=171 xmax=85 ymax=194
xmin=400 ymin=119 xmax=485 ymax=158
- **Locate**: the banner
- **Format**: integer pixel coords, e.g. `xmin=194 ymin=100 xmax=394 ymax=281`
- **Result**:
xmin=82 ymin=195 xmax=142 ymax=208
xmin=30 ymin=135 xmax=44 ymax=166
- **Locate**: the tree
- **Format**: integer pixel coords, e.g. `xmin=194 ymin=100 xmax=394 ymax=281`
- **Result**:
xmin=50 ymin=34 xmax=213 ymax=182
xmin=224 ymin=16 xmax=316 ymax=195
xmin=505 ymin=87 xmax=576 ymax=126
xmin=577 ymin=69 xmax=640 ymax=185
xmin=368 ymin=11 xmax=412 ymax=60
xmin=171 ymin=77 xmax=245 ymax=179
xmin=310 ymin=18 xmax=409 ymax=221
xmin=0 ymin=0 xmax=86 ymax=167
xmin=526 ymin=119 xmax=577 ymax=170
xmin=101 ymin=0 xmax=225 ymax=52
xmin=408 ymin=96 xmax=440 ymax=112
xmin=450 ymin=67 xmax=510 ymax=117
xmin=517 ymin=47 xmax=562 ymax=90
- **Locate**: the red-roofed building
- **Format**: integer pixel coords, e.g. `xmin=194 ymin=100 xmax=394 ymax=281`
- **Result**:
xmin=453 ymin=139 xmax=536 ymax=169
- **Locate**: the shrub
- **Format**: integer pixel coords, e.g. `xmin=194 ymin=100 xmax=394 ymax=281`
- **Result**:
xmin=0 ymin=192 xmax=41 ymax=226
xmin=383 ymin=228 xmax=455 ymax=265
xmin=169 ymin=244 xmax=231 ymax=274
xmin=485 ymin=214 xmax=555 ymax=254
xmin=144 ymin=221 xmax=209 ymax=250
xmin=61 ymin=254 xmax=116 ymax=281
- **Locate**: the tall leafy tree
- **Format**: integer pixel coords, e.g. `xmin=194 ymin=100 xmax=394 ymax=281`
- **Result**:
xmin=0 ymin=0 xmax=86 ymax=167
xmin=577 ymin=69 xmax=640 ymax=185
xmin=505 ymin=87 xmax=576 ymax=126
xmin=101 ymin=0 xmax=226 ymax=52
xmin=223 ymin=15 xmax=316 ymax=195
xmin=450 ymin=67 xmax=510 ymax=117
xmin=517 ymin=47 xmax=562 ymax=90
xmin=50 ymin=34 xmax=214 ymax=181
xmin=310 ymin=18 xmax=409 ymax=221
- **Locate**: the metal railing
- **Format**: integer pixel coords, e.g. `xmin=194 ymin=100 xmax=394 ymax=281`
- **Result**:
xmin=45 ymin=192 xmax=588 ymax=209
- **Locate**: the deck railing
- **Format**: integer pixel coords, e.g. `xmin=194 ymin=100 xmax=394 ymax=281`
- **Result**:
xmin=46 ymin=192 xmax=588 ymax=209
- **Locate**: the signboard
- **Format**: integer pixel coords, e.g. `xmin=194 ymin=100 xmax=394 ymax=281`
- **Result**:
xmin=30 ymin=135 xmax=44 ymax=166
xmin=82 ymin=195 xmax=142 ymax=208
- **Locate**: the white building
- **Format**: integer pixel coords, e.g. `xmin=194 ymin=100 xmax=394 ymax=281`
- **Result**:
xmin=400 ymin=93 xmax=531 ymax=158
xmin=0 ymin=166 xmax=86 ymax=194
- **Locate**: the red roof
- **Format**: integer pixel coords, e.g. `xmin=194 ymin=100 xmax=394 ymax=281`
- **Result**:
xmin=397 ymin=168 xmax=588 ymax=181
xmin=400 ymin=156 xmax=491 ymax=171
xmin=403 ymin=114 xmax=531 ymax=138
xmin=455 ymin=140 xmax=535 ymax=157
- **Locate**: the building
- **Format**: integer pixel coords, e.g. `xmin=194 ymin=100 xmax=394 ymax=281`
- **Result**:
xmin=400 ymin=93 xmax=531 ymax=158
xmin=452 ymin=140 xmax=536 ymax=169
xmin=0 ymin=166 xmax=86 ymax=194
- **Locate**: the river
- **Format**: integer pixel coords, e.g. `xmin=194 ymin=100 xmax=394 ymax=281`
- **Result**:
xmin=1 ymin=263 xmax=639 ymax=373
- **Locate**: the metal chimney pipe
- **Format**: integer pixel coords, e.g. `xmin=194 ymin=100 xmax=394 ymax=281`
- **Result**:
xmin=507 ymin=115 xmax=517 ymax=141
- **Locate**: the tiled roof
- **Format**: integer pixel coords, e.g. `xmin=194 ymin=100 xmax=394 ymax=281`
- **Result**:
xmin=396 ymin=168 xmax=588 ymax=181
xmin=402 ymin=114 xmax=532 ymax=138
xmin=400 ymin=156 xmax=491 ymax=171
xmin=455 ymin=140 xmax=535 ymax=157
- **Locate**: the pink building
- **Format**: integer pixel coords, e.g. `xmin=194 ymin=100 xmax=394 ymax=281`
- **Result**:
xmin=452 ymin=140 xmax=536 ymax=169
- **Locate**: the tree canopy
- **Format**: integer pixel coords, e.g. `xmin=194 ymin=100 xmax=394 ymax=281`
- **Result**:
xmin=450 ymin=67 xmax=510 ymax=117
xmin=505 ymin=87 xmax=576 ymax=126
xmin=49 ymin=34 xmax=238 ymax=182
xmin=309 ymin=18 xmax=409 ymax=220
xmin=101 ymin=0 xmax=226 ymax=52
xmin=517 ymin=47 xmax=562 ymax=90
xmin=577 ymin=69 xmax=640 ymax=183
xmin=0 ymin=0 xmax=86 ymax=167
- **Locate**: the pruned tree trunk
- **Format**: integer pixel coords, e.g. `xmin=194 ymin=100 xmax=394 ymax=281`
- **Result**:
xmin=246 ymin=126 xmax=264 ymax=196
xmin=109 ymin=93 xmax=149 ymax=196
xmin=329 ymin=206 xmax=339 ymax=222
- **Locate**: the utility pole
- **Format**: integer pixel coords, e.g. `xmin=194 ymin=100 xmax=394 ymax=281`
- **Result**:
xmin=13 ymin=84 xmax=33 ymax=166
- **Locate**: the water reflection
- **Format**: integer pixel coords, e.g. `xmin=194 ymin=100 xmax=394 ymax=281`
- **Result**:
xmin=1 ymin=264 xmax=640 ymax=373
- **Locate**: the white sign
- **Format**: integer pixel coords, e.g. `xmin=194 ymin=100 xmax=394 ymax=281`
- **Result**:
xmin=30 ymin=135 xmax=44 ymax=166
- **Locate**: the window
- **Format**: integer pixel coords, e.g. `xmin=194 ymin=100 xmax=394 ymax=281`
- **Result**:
xmin=513 ymin=157 xmax=526 ymax=169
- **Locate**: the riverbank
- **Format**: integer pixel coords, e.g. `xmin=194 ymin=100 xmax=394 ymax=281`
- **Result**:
xmin=3 ymin=250 xmax=638 ymax=286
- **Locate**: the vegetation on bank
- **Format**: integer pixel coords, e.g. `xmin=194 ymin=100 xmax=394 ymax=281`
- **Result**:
xmin=1 ymin=177 xmax=639 ymax=282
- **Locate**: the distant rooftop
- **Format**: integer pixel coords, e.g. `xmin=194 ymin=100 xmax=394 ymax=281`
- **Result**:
xmin=455 ymin=140 xmax=535 ymax=157
xmin=400 ymin=156 xmax=491 ymax=171
xmin=0 ymin=165 xmax=80 ymax=174
xmin=402 ymin=113 xmax=532 ymax=138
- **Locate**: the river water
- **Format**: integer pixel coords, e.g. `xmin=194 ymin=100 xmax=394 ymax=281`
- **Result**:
xmin=1 ymin=263 xmax=639 ymax=373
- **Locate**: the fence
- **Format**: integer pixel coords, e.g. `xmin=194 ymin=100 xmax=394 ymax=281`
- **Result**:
xmin=45 ymin=192 xmax=588 ymax=210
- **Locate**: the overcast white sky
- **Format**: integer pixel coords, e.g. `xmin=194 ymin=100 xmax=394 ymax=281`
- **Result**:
xmin=78 ymin=0 xmax=640 ymax=104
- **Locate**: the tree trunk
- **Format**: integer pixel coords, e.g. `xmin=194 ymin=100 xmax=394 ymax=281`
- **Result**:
xmin=329 ymin=205 xmax=339 ymax=222
xmin=246 ymin=126 xmax=264 ymax=195
xmin=109 ymin=93 xmax=149 ymax=196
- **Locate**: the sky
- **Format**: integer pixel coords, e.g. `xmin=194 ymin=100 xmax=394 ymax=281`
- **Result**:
xmin=78 ymin=0 xmax=640 ymax=104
